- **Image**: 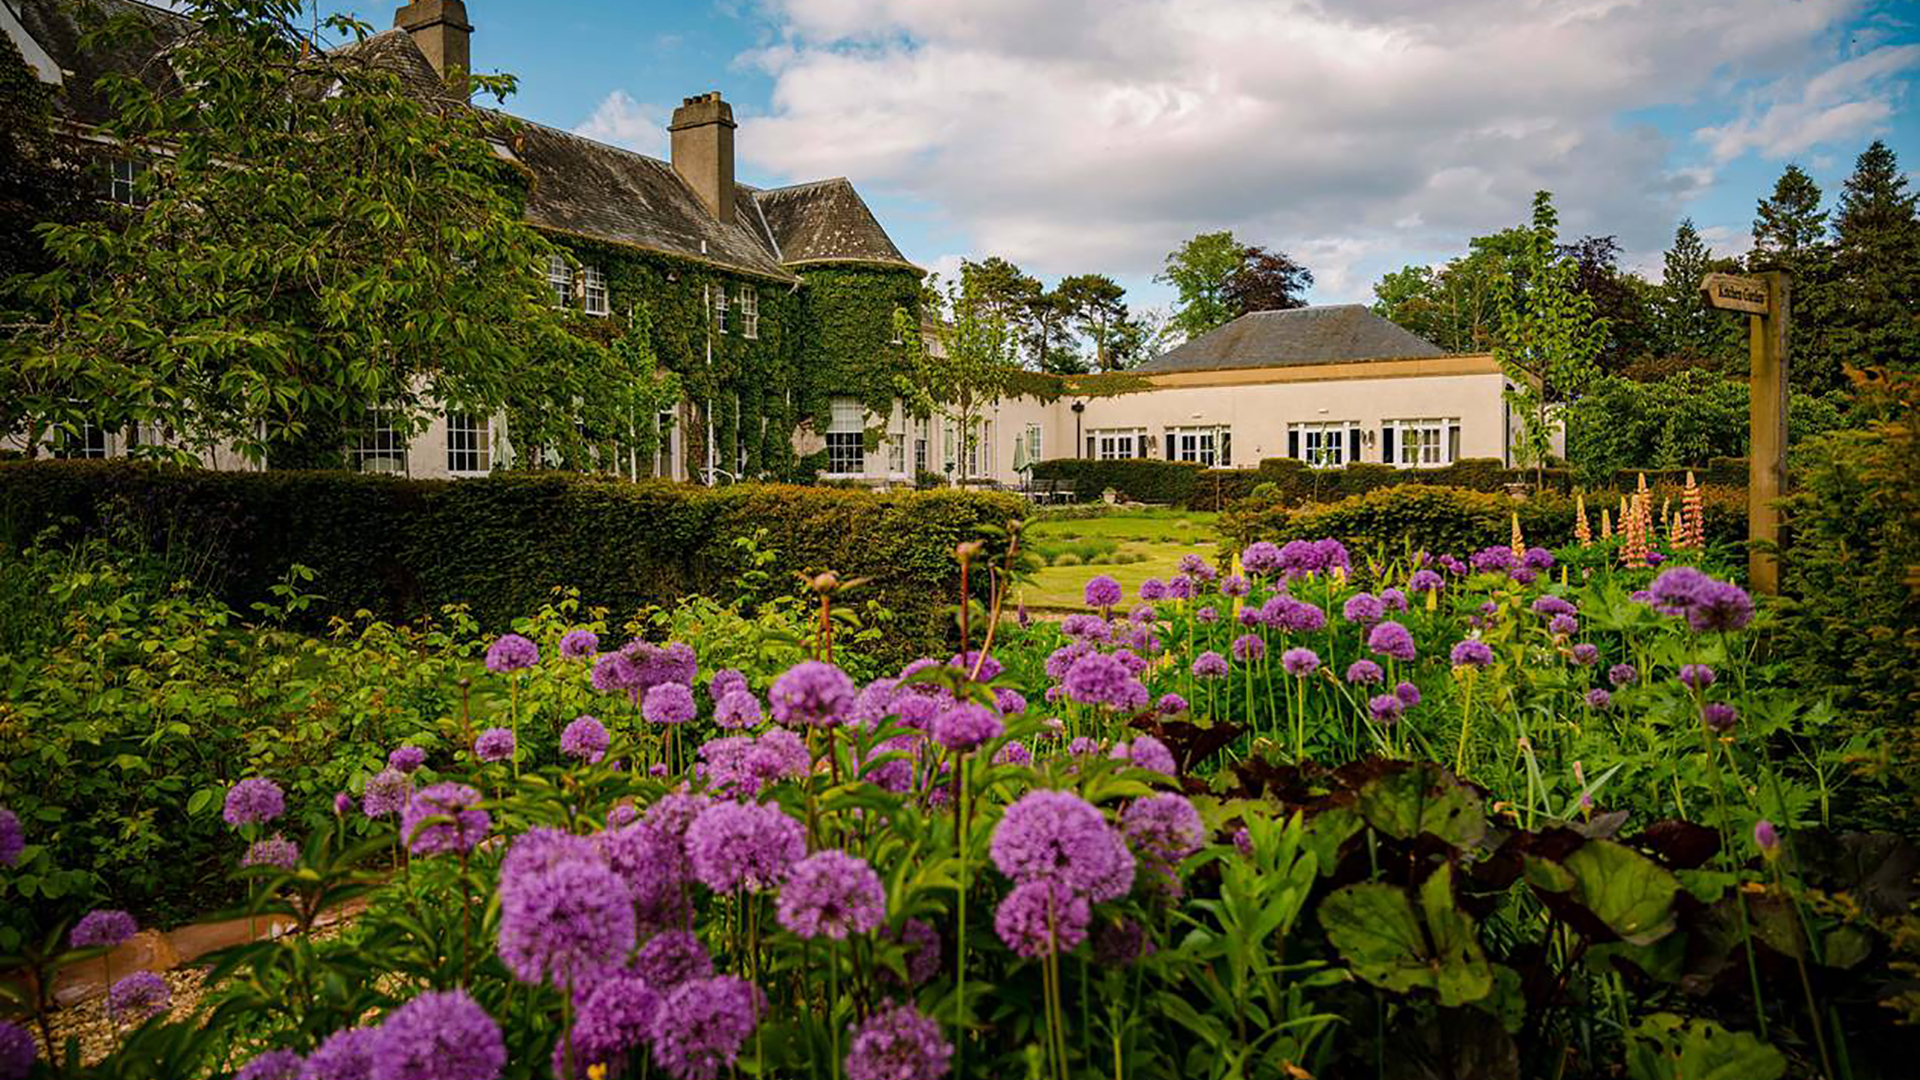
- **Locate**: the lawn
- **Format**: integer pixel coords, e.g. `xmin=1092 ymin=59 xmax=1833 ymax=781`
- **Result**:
xmin=1018 ymin=508 xmax=1220 ymax=609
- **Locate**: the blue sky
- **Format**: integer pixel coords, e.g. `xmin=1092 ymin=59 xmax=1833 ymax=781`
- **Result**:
xmin=330 ymin=1 xmax=1917 ymax=315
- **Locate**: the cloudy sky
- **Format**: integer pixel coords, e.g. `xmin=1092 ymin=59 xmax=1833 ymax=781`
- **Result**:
xmin=336 ymin=0 xmax=1917 ymax=308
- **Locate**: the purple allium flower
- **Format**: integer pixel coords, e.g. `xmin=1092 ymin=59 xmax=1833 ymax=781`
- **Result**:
xmin=687 ymin=800 xmax=806 ymax=893
xmin=1232 ymin=827 xmax=1253 ymax=858
xmin=845 ymin=1001 xmax=953 ymax=1080
xmin=1342 ymin=592 xmax=1384 ymax=625
xmin=223 ymin=777 xmax=285 ymax=827
xmin=608 ymin=804 xmax=640 ymax=829
xmin=1139 ymin=578 xmax=1168 ymax=601
xmin=994 ymin=740 xmax=1033 ymax=768
xmin=591 ymin=652 xmax=635 ymax=695
xmin=1191 ymin=651 xmax=1230 ymax=679
xmin=498 ymin=856 xmax=635 ymax=987
xmin=1546 ymin=613 xmax=1579 ymax=638
xmin=1679 ymin=664 xmax=1717 ymax=690
xmin=559 ymin=716 xmax=611 ymax=763
xmin=993 ymin=688 xmax=1028 ymax=717
xmin=1701 ymin=702 xmax=1739 ymax=733
xmin=1156 ymin=693 xmax=1189 ymax=715
xmin=501 ymin=828 xmax=601 ymax=891
xmin=1608 ymin=663 xmax=1638 ymax=688
xmin=400 ymin=783 xmax=490 ymax=857
xmin=485 ymin=633 xmax=539 ymax=674
xmin=243 ymin=835 xmax=300 ymax=870
xmin=1509 ymin=567 xmax=1539 ymax=585
xmin=1754 ymin=820 xmax=1781 ymax=856
xmin=1112 ymin=648 xmax=1150 ymax=677
xmin=1221 ymin=574 xmax=1250 ymax=598
xmin=1165 ymin=575 xmax=1197 ymax=601
xmin=1237 ymin=607 xmax=1262 ymax=628
xmin=1127 ymin=735 xmax=1177 ymax=776
xmin=1687 ymin=580 xmax=1755 ymax=633
xmin=559 ymin=975 xmax=662 ymax=1079
xmin=363 ymin=768 xmax=408 ymax=819
xmin=649 ymin=976 xmax=764 ymax=1080
xmin=661 ymin=642 xmax=700 ymax=687
xmin=1281 ymin=597 xmax=1327 ymax=632
xmin=0 ymin=1020 xmax=34 ymax=1080
xmin=1195 ymin=605 xmax=1219 ymax=624
xmin=990 ymin=789 xmax=1133 ymax=898
xmin=777 ymin=850 xmax=887 ymax=940
xmin=1531 ymin=595 xmax=1577 ymax=619
xmin=1570 ymin=643 xmax=1600 ymax=666
xmin=950 ymin=650 xmax=1005 ymax=681
xmin=1227 ymin=634 xmax=1263 ymax=663
xmin=388 ymin=745 xmax=427 ymax=774
xmin=1122 ymin=794 xmax=1204 ymax=868
xmin=645 ymin=684 xmax=699 ymax=726
xmin=1649 ymin=566 xmax=1712 ymax=613
xmin=1368 ymin=694 xmax=1405 ymax=724
xmin=704 ymin=689 xmax=759 ymax=730
xmin=559 ymin=629 xmax=600 ymax=660
xmin=1366 ymin=621 xmax=1417 ymax=662
xmin=1585 ymin=688 xmax=1612 ymax=709
xmin=709 ymin=669 xmax=749 ymax=704
xmin=370 ymin=988 xmax=505 ymax=1080
xmin=769 ymin=661 xmax=856 ymax=728
xmin=1083 ymin=575 xmax=1124 ymax=609
xmin=1470 ymin=547 xmax=1517 ymax=573
xmin=107 ymin=970 xmax=169 ymax=1022
xmin=1380 ymin=587 xmax=1409 ymax=613
xmin=0 ymin=809 xmax=20 ymax=869
xmin=473 ymin=728 xmax=515 ymax=764
xmin=1114 ymin=679 xmax=1150 ymax=713
xmin=1394 ymin=681 xmax=1421 ymax=707
xmin=883 ymin=919 xmax=942 ymax=986
xmin=1523 ymin=547 xmax=1556 ymax=570
xmin=635 ymin=929 xmax=715 ymax=989
xmin=1178 ymin=553 xmax=1209 ymax=577
xmin=1345 ymin=659 xmax=1383 ymax=685
xmin=995 ymin=880 xmax=1091 ymax=958
xmin=1450 ymin=640 xmax=1494 ymax=668
xmin=1240 ymin=541 xmax=1282 ymax=576
xmin=235 ymin=1048 xmax=303 ymax=1080
xmin=304 ymin=1028 xmax=378 ymax=1080
xmin=1280 ymin=647 xmax=1320 ymax=678
xmin=1094 ymin=917 xmax=1155 ymax=967
xmin=1126 ymin=604 xmax=1156 ymax=627
xmin=1407 ymin=569 xmax=1444 ymax=593
xmin=1064 ymin=652 xmax=1130 ymax=706
xmin=931 ymin=702 xmax=1003 ymax=753
xmin=333 ymin=791 xmax=355 ymax=816
xmin=71 ymin=909 xmax=138 ymax=950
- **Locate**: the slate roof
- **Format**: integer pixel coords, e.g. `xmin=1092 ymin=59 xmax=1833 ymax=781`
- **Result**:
xmin=9 ymin=2 xmax=915 ymax=278
xmin=1135 ymin=305 xmax=1449 ymax=373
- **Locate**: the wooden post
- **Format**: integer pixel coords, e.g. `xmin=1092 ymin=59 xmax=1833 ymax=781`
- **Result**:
xmin=1748 ymin=271 xmax=1789 ymax=594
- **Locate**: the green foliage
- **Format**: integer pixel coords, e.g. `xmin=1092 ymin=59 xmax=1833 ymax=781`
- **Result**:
xmin=1370 ymin=227 xmax=1532 ymax=353
xmin=898 ymin=275 xmax=1023 ymax=483
xmin=1494 ymin=191 xmax=1608 ymax=477
xmin=1157 ymin=230 xmax=1246 ymax=341
xmin=1566 ymin=371 xmax=1854 ymax=484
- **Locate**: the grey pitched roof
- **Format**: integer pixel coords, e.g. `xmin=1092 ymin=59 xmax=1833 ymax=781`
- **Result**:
xmin=746 ymin=178 xmax=916 ymax=270
xmin=332 ymin=27 xmax=459 ymax=104
xmin=11 ymin=0 xmax=191 ymax=126
xmin=1135 ymin=305 xmax=1448 ymax=373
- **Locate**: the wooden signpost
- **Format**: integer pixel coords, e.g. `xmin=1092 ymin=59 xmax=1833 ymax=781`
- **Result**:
xmin=1700 ymin=271 xmax=1790 ymax=594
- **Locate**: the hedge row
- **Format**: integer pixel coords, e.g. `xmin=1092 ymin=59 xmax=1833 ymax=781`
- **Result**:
xmin=1032 ymin=456 xmax=1751 ymax=512
xmin=1220 ymin=483 xmax=1748 ymax=563
xmin=0 ymin=462 xmax=1022 ymax=662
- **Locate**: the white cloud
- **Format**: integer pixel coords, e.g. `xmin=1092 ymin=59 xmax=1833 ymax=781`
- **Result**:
xmin=573 ymin=90 xmax=668 ymax=156
xmin=728 ymin=0 xmax=1895 ymax=300
xmin=1698 ymin=43 xmax=1919 ymax=163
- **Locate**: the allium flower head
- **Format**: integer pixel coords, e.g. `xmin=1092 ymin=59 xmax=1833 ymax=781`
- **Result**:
xmin=932 ymin=702 xmax=1003 ymax=753
xmin=1407 ymin=569 xmax=1444 ymax=593
xmin=1585 ymin=688 xmax=1611 ymax=709
xmin=1156 ymin=693 xmax=1189 ymax=716
xmin=995 ymin=880 xmax=1091 ymax=958
xmin=769 ymin=661 xmax=856 ymax=728
xmin=990 ymin=790 xmax=1132 ymax=897
xmin=1687 ymin=580 xmax=1754 ymax=633
xmin=401 ymin=783 xmax=490 ymax=857
xmin=1648 ymin=566 xmax=1712 ymax=613
xmin=777 ymin=850 xmax=887 ymax=940
xmin=1232 ymin=633 xmax=1266 ymax=663
xmin=994 ymin=688 xmax=1028 ymax=716
xmin=1139 ymin=578 xmax=1167 ymax=601
xmin=0 ymin=809 xmax=21 ymax=869
xmin=1679 ymin=664 xmax=1717 ymax=690
xmin=560 ymin=975 xmax=662 ymax=1080
xmin=1083 ymin=575 xmax=1124 ymax=609
xmin=235 ymin=1049 xmax=303 ymax=1080
xmin=501 ymin=828 xmax=601 ymax=892
xmin=636 ymin=929 xmax=715 ymax=989
xmin=844 ymin=1002 xmax=954 ymax=1080
xmin=1369 ymin=694 xmax=1405 ymax=723
xmin=1195 ymin=605 xmax=1219 ymax=624
xmin=1450 ymin=640 xmax=1494 ymax=668
xmin=473 ymin=728 xmax=515 ymax=763
xmin=1221 ymin=574 xmax=1250 ymax=598
xmin=0 ymin=1020 xmax=33 ymax=1080
xmin=1345 ymin=659 xmax=1382 ymax=685
xmin=1094 ymin=917 xmax=1155 ymax=967
xmin=1701 ymin=702 xmax=1739 ymax=733
xmin=1548 ymin=614 xmax=1580 ymax=637
xmin=713 ymin=689 xmax=762 ymax=730
xmin=108 ymin=970 xmax=169 ymax=1021
xmin=884 ymin=920 xmax=941 ymax=986
xmin=559 ymin=629 xmax=600 ymax=660
xmin=1471 ymin=547 xmax=1517 ymax=573
xmin=370 ymin=989 xmax=506 ymax=1080
xmin=1122 ymin=794 xmax=1204 ymax=868
xmin=1065 ymin=651 xmax=1130 ymax=706
xmin=1509 ymin=567 xmax=1539 ymax=585
xmin=1366 ymin=621 xmax=1417 ymax=662
xmin=1570 ymin=643 xmax=1600 ymax=665
xmin=1343 ymin=592 xmax=1384 ymax=625
xmin=1608 ymin=663 xmax=1638 ymax=688
xmin=649 ymin=976 xmax=764 ymax=1080
xmin=645 ymin=684 xmax=699 ymax=726
xmin=498 ymin=856 xmax=635 ymax=987
xmin=304 ymin=1028 xmax=379 ymax=1080
xmin=243 ymin=835 xmax=300 ymax=870
xmin=561 ymin=715 xmax=611 ymax=762
xmin=72 ymin=909 xmax=138 ymax=950
xmin=485 ymin=633 xmax=539 ymax=674
xmin=1394 ymin=681 xmax=1421 ymax=707
xmin=1192 ymin=651 xmax=1230 ymax=679
xmin=1531 ymin=595 xmax=1577 ymax=619
xmin=1240 ymin=541 xmax=1282 ymax=575
xmin=687 ymin=800 xmax=806 ymax=892
xmin=709 ymin=669 xmax=748 ymax=703
xmin=363 ymin=768 xmax=409 ymax=819
xmin=1124 ymin=735 xmax=1176 ymax=776
xmin=224 ymin=777 xmax=285 ymax=827
xmin=1523 ymin=547 xmax=1556 ymax=570
xmin=950 ymin=650 xmax=1004 ymax=681
xmin=1281 ymin=647 xmax=1320 ymax=677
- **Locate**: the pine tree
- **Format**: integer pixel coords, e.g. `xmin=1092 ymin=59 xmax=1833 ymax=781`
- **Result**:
xmin=1654 ymin=219 xmax=1742 ymax=365
xmin=1829 ymin=141 xmax=1920 ymax=377
xmin=1750 ymin=162 xmax=1841 ymax=393
xmin=1752 ymin=164 xmax=1828 ymax=261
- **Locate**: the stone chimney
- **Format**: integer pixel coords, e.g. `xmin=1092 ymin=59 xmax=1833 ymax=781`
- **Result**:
xmin=394 ymin=0 xmax=473 ymax=94
xmin=669 ymin=92 xmax=737 ymax=223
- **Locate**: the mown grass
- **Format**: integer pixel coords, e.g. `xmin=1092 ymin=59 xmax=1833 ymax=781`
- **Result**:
xmin=1018 ymin=510 xmax=1220 ymax=609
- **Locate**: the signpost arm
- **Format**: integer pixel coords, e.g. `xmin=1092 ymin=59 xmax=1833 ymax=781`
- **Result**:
xmin=1748 ymin=271 xmax=1790 ymax=594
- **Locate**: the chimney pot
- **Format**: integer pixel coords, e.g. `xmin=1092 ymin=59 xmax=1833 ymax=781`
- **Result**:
xmin=669 ymin=90 xmax=737 ymax=224
xmin=394 ymin=0 xmax=473 ymax=96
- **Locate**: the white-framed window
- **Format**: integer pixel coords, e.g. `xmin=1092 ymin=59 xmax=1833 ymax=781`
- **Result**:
xmin=352 ymin=409 xmax=408 ymax=474
xmin=446 ymin=412 xmax=491 ymax=475
xmin=1386 ymin=417 xmax=1462 ymax=468
xmin=825 ymin=397 xmax=865 ymax=475
xmin=1166 ymin=425 xmax=1224 ymax=467
xmin=547 ymin=254 xmax=573 ymax=307
xmin=655 ymin=410 xmax=677 ymax=479
xmin=913 ymin=417 xmax=930 ymax=475
xmin=739 ymin=286 xmax=758 ymax=339
xmin=52 ymin=420 xmax=109 ymax=459
xmin=581 ymin=266 xmax=608 ymax=316
xmin=1086 ymin=427 xmax=1145 ymax=461
xmin=98 ymin=158 xmax=144 ymax=206
xmin=712 ymin=285 xmax=729 ymax=335
xmin=1023 ymin=423 xmax=1043 ymax=464
xmin=1289 ymin=421 xmax=1357 ymax=469
xmin=965 ymin=419 xmax=994 ymax=478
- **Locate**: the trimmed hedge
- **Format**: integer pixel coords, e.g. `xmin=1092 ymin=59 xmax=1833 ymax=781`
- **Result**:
xmin=0 ymin=462 xmax=1022 ymax=662
xmin=1028 ymin=458 xmax=1207 ymax=504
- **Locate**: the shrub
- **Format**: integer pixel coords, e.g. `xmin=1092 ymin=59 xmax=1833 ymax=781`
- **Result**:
xmin=1028 ymin=458 xmax=1205 ymax=504
xmin=0 ymin=462 xmax=1021 ymax=664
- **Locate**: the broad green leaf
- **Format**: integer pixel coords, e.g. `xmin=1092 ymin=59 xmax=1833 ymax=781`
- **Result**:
xmin=1318 ymin=865 xmax=1491 ymax=1006
xmin=1555 ymin=839 xmax=1681 ymax=946
xmin=1626 ymin=1013 xmax=1786 ymax=1080
xmin=1354 ymin=762 xmax=1486 ymax=850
